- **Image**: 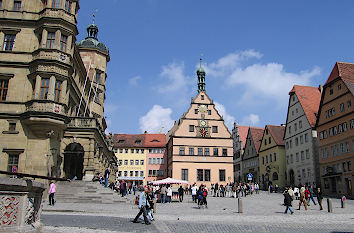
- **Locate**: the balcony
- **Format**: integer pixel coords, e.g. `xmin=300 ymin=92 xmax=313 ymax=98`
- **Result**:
xmin=25 ymin=100 xmax=68 ymax=115
xmin=32 ymin=49 xmax=72 ymax=66
xmin=40 ymin=8 xmax=77 ymax=25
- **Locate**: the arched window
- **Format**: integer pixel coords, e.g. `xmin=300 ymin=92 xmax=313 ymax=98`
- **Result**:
xmin=272 ymin=172 xmax=278 ymax=181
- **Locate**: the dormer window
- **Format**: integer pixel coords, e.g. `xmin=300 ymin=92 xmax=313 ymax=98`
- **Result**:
xmin=151 ymin=139 xmax=159 ymax=142
xmin=201 ymin=95 xmax=204 ymax=100
xmin=135 ymin=140 xmax=141 ymax=145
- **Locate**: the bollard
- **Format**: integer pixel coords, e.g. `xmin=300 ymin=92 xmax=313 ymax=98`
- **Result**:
xmin=153 ymin=198 xmax=157 ymax=213
xmin=341 ymin=196 xmax=346 ymax=208
xmin=238 ymin=198 xmax=243 ymax=213
xmin=327 ymin=198 xmax=333 ymax=213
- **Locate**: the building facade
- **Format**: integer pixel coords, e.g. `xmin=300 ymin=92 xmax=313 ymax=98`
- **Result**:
xmin=232 ymin=122 xmax=249 ymax=182
xmin=316 ymin=62 xmax=354 ymax=198
xmin=241 ymin=127 xmax=264 ymax=183
xmin=145 ymin=134 xmax=167 ymax=183
xmin=259 ymin=125 xmax=286 ymax=188
xmin=0 ymin=0 xmax=117 ymax=183
xmin=284 ymin=85 xmax=321 ymax=186
xmin=166 ymin=61 xmax=233 ymax=186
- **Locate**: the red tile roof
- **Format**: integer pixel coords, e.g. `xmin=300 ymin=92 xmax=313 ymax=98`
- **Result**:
xmin=144 ymin=134 xmax=166 ymax=148
xmin=113 ymin=134 xmax=146 ymax=148
xmin=249 ymin=127 xmax=264 ymax=153
xmin=325 ymin=62 xmax=354 ymax=95
xmin=289 ymin=85 xmax=321 ymax=127
xmin=267 ymin=125 xmax=285 ymax=146
xmin=238 ymin=126 xmax=249 ymax=148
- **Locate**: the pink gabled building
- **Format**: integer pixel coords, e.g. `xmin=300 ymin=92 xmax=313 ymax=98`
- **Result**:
xmin=145 ymin=134 xmax=168 ymax=183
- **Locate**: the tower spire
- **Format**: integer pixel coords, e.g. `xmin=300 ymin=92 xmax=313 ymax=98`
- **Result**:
xmin=196 ymin=55 xmax=206 ymax=93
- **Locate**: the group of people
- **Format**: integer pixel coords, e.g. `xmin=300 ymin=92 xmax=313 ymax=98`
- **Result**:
xmin=191 ymin=183 xmax=208 ymax=208
xmin=283 ymin=185 xmax=323 ymax=215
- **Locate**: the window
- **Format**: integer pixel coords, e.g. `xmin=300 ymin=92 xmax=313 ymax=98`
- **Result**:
xmin=125 ymin=149 xmax=128 ymax=153
xmin=222 ymin=149 xmax=227 ymax=156
xmin=118 ymin=171 xmax=122 ymax=177
xmin=141 ymin=149 xmax=145 ymax=153
xmin=268 ymin=137 xmax=271 ymax=144
xmin=300 ymin=135 xmax=303 ymax=144
xmin=54 ymin=80 xmax=62 ymax=102
xmin=124 ymin=160 xmax=128 ymax=165
xmin=148 ymin=158 xmax=152 ymax=164
xmin=161 ymin=158 xmax=164 ymax=164
xmin=212 ymin=126 xmax=218 ymax=133
xmin=294 ymin=123 xmax=297 ymax=132
xmin=265 ymin=140 xmax=267 ymax=145
xmin=274 ymin=153 xmax=276 ymax=161
xmin=290 ymin=140 xmax=292 ymax=148
xmin=272 ymin=172 xmax=278 ymax=181
xmin=348 ymin=100 xmax=352 ymax=108
xmin=204 ymin=169 xmax=210 ymax=181
xmin=0 ymin=0 xmax=2 ymax=8
xmin=136 ymin=149 xmax=139 ymax=153
xmin=201 ymin=95 xmax=204 ymax=100
xmin=189 ymin=147 xmax=194 ymax=155
xmin=52 ymin=0 xmax=60 ymax=8
xmin=305 ymin=133 xmax=308 ymax=143
xmin=60 ymin=34 xmax=67 ymax=51
xmin=124 ymin=171 xmax=127 ymax=176
xmin=46 ymin=32 xmax=55 ymax=49
xmin=286 ymin=155 xmax=289 ymax=164
xmin=14 ymin=1 xmax=21 ymax=11
xmin=152 ymin=158 xmax=156 ymax=164
xmin=219 ymin=169 xmax=225 ymax=181
xmin=0 ymin=80 xmax=9 ymax=101
xmin=3 ymin=34 xmax=16 ymax=51
xmin=189 ymin=125 xmax=194 ymax=132
xmin=290 ymin=154 xmax=293 ymax=163
xmin=262 ymin=157 xmax=264 ymax=164
xmin=194 ymin=109 xmax=198 ymax=114
xmin=119 ymin=149 xmax=123 ymax=153
xmin=329 ymin=89 xmax=333 ymax=95
xmin=65 ymin=0 xmax=72 ymax=12
xmin=131 ymin=149 xmax=134 ymax=153
xmin=135 ymin=171 xmax=138 ymax=177
xmin=140 ymin=171 xmax=144 ymax=177
xmin=296 ymin=108 xmax=298 ymax=113
xmin=289 ymin=126 xmax=291 ymax=134
xmin=181 ymin=169 xmax=188 ymax=180
xmin=296 ymin=153 xmax=299 ymax=162
xmin=197 ymin=169 xmax=203 ymax=181
xmin=306 ymin=149 xmax=309 ymax=159
xmin=208 ymin=110 xmax=211 ymax=115
xmin=130 ymin=160 xmax=133 ymax=165
xmin=179 ymin=147 xmax=185 ymax=155
xmin=7 ymin=154 xmax=19 ymax=172
xmin=340 ymin=103 xmax=345 ymax=112
xmin=286 ymin=142 xmax=289 ymax=149
xmin=40 ymin=78 xmax=49 ymax=99
xmin=130 ymin=171 xmax=133 ymax=176
xmin=135 ymin=160 xmax=139 ymax=165
xmin=270 ymin=154 xmax=272 ymax=162
xmin=266 ymin=155 xmax=268 ymax=163
xmin=8 ymin=122 xmax=16 ymax=132
xmin=295 ymin=137 xmax=298 ymax=146
xmin=118 ymin=160 xmax=122 ymax=166
xmin=213 ymin=148 xmax=218 ymax=156
xmin=351 ymin=119 xmax=354 ymax=129
xmin=204 ymin=148 xmax=210 ymax=156
xmin=299 ymin=120 xmax=302 ymax=129
xmin=301 ymin=151 xmax=304 ymax=160
xmin=198 ymin=148 xmax=203 ymax=155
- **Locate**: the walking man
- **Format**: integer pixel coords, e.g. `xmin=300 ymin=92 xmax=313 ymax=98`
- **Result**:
xmin=160 ymin=185 xmax=167 ymax=203
xmin=308 ymin=185 xmax=317 ymax=206
xmin=191 ymin=184 xmax=198 ymax=203
xmin=133 ymin=187 xmax=151 ymax=225
xmin=316 ymin=187 xmax=323 ymax=210
xmin=283 ymin=188 xmax=294 ymax=215
xmin=48 ymin=181 xmax=56 ymax=206
xmin=178 ymin=186 xmax=184 ymax=202
xmin=104 ymin=167 xmax=110 ymax=188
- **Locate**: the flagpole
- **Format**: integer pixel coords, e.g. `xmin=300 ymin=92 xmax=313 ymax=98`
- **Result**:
xmin=84 ymin=69 xmax=96 ymax=117
xmin=76 ymin=61 xmax=91 ymax=117
xmin=89 ymin=79 xmax=100 ymax=117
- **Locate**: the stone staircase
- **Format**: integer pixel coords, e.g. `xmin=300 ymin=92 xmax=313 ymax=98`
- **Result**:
xmin=54 ymin=181 xmax=127 ymax=204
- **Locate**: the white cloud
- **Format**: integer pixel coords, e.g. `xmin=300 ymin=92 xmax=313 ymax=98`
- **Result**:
xmin=214 ymin=102 xmax=235 ymax=131
xmin=104 ymin=104 xmax=118 ymax=114
xmin=157 ymin=62 xmax=187 ymax=93
xmin=139 ymin=105 xmax=174 ymax=133
xmin=242 ymin=114 xmax=260 ymax=126
xmin=128 ymin=76 xmax=141 ymax=86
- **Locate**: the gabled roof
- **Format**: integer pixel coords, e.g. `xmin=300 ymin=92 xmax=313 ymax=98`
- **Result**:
xmin=289 ymin=85 xmax=321 ymax=127
xmin=144 ymin=134 xmax=166 ymax=148
xmin=238 ymin=126 xmax=249 ymax=148
xmin=249 ymin=127 xmax=264 ymax=153
xmin=267 ymin=125 xmax=285 ymax=146
xmin=113 ymin=134 xmax=145 ymax=148
xmin=325 ymin=62 xmax=354 ymax=85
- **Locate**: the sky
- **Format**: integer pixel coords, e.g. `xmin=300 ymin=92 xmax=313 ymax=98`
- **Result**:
xmin=77 ymin=0 xmax=354 ymax=134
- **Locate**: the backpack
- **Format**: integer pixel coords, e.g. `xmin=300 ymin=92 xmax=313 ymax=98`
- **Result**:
xmin=203 ymin=189 xmax=208 ymax=197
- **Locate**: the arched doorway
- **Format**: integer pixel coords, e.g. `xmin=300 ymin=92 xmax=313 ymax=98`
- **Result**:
xmin=63 ymin=143 xmax=84 ymax=180
xmin=289 ymin=169 xmax=295 ymax=185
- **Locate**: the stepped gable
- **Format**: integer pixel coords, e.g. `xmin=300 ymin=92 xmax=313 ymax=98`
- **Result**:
xmin=289 ymin=85 xmax=322 ymax=127
xmin=267 ymin=125 xmax=285 ymax=146
xmin=239 ymin=126 xmax=249 ymax=148
xmin=113 ymin=134 xmax=145 ymax=148
xmin=144 ymin=134 xmax=166 ymax=147
xmin=249 ymin=127 xmax=265 ymax=153
xmin=325 ymin=62 xmax=354 ymax=95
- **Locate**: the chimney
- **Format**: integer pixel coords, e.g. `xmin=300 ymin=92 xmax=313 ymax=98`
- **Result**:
xmin=318 ymin=85 xmax=323 ymax=93
xmin=144 ymin=131 xmax=147 ymax=134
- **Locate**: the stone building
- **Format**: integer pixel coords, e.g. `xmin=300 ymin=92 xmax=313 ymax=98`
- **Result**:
xmin=316 ymin=62 xmax=354 ymax=198
xmin=144 ymin=134 xmax=167 ymax=183
xmin=0 ymin=0 xmax=117 ymax=183
xmin=259 ymin=125 xmax=286 ymax=188
xmin=241 ymin=127 xmax=264 ymax=183
xmin=284 ymin=85 xmax=321 ymax=186
xmin=166 ymin=60 xmax=233 ymax=186
xmin=232 ymin=122 xmax=249 ymax=182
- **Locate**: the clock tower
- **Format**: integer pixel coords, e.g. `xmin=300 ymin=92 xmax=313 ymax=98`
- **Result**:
xmin=166 ymin=59 xmax=234 ymax=186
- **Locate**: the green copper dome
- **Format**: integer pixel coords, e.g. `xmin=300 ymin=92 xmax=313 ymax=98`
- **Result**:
xmin=196 ymin=65 xmax=206 ymax=74
xmin=77 ymin=23 xmax=109 ymax=54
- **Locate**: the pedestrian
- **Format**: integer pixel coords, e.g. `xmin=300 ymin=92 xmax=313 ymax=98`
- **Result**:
xmin=48 ymin=181 xmax=56 ymax=206
xmin=304 ymin=186 xmax=311 ymax=206
xmin=178 ymin=186 xmax=184 ymax=202
xmin=132 ymin=187 xmax=151 ymax=225
xmin=146 ymin=188 xmax=155 ymax=221
xmin=255 ymin=183 xmax=259 ymax=194
xmin=202 ymin=185 xmax=208 ymax=208
xmin=298 ymin=186 xmax=308 ymax=211
xmin=308 ymin=185 xmax=317 ymax=206
xmin=121 ymin=180 xmax=127 ymax=197
xmin=160 ymin=185 xmax=167 ymax=203
xmin=133 ymin=184 xmax=137 ymax=195
xmin=167 ymin=185 xmax=172 ymax=203
xmin=214 ymin=183 xmax=219 ymax=197
xmin=316 ymin=187 xmax=323 ymax=210
xmin=197 ymin=185 xmax=204 ymax=208
xmin=283 ymin=188 xmax=294 ymax=215
xmin=104 ymin=167 xmax=110 ymax=188
xmin=191 ymin=184 xmax=198 ymax=203
xmin=211 ymin=184 xmax=215 ymax=197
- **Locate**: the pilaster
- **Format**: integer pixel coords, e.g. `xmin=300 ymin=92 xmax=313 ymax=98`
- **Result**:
xmin=48 ymin=76 xmax=56 ymax=100
xmin=40 ymin=29 xmax=48 ymax=48
xmin=34 ymin=75 xmax=41 ymax=99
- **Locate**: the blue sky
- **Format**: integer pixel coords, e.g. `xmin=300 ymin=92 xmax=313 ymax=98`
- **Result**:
xmin=77 ymin=0 xmax=354 ymax=134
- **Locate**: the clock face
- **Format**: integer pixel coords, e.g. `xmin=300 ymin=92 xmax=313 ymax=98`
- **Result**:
xmin=200 ymin=120 xmax=206 ymax=127
xmin=198 ymin=105 xmax=207 ymax=113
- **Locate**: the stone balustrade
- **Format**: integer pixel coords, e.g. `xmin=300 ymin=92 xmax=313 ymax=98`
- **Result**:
xmin=40 ymin=8 xmax=76 ymax=25
xmin=0 ymin=178 xmax=45 ymax=233
xmin=25 ymin=101 xmax=67 ymax=115
xmin=32 ymin=49 xmax=71 ymax=65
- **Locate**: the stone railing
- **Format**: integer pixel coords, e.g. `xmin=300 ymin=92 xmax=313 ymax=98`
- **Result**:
xmin=40 ymin=8 xmax=76 ymax=25
xmin=32 ymin=49 xmax=71 ymax=66
xmin=25 ymin=101 xmax=67 ymax=115
xmin=67 ymin=117 xmax=96 ymax=128
xmin=0 ymin=178 xmax=45 ymax=233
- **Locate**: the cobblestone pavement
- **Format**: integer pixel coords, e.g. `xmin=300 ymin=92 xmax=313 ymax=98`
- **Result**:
xmin=42 ymin=192 xmax=354 ymax=233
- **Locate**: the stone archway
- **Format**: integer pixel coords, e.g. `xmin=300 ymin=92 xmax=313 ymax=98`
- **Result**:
xmin=289 ymin=169 xmax=295 ymax=185
xmin=63 ymin=143 xmax=84 ymax=180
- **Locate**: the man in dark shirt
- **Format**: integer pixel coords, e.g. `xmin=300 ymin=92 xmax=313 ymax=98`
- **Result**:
xmin=178 ymin=186 xmax=184 ymax=202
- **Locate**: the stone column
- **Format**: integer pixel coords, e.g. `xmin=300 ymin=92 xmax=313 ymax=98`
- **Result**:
xmin=83 ymin=139 xmax=95 ymax=181
xmin=48 ymin=76 xmax=56 ymax=101
xmin=60 ymin=79 xmax=67 ymax=103
xmin=40 ymin=29 xmax=48 ymax=48
xmin=0 ymin=32 xmax=4 ymax=49
xmin=55 ymin=30 xmax=61 ymax=50
xmin=34 ymin=75 xmax=41 ymax=99
xmin=66 ymin=35 xmax=73 ymax=54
